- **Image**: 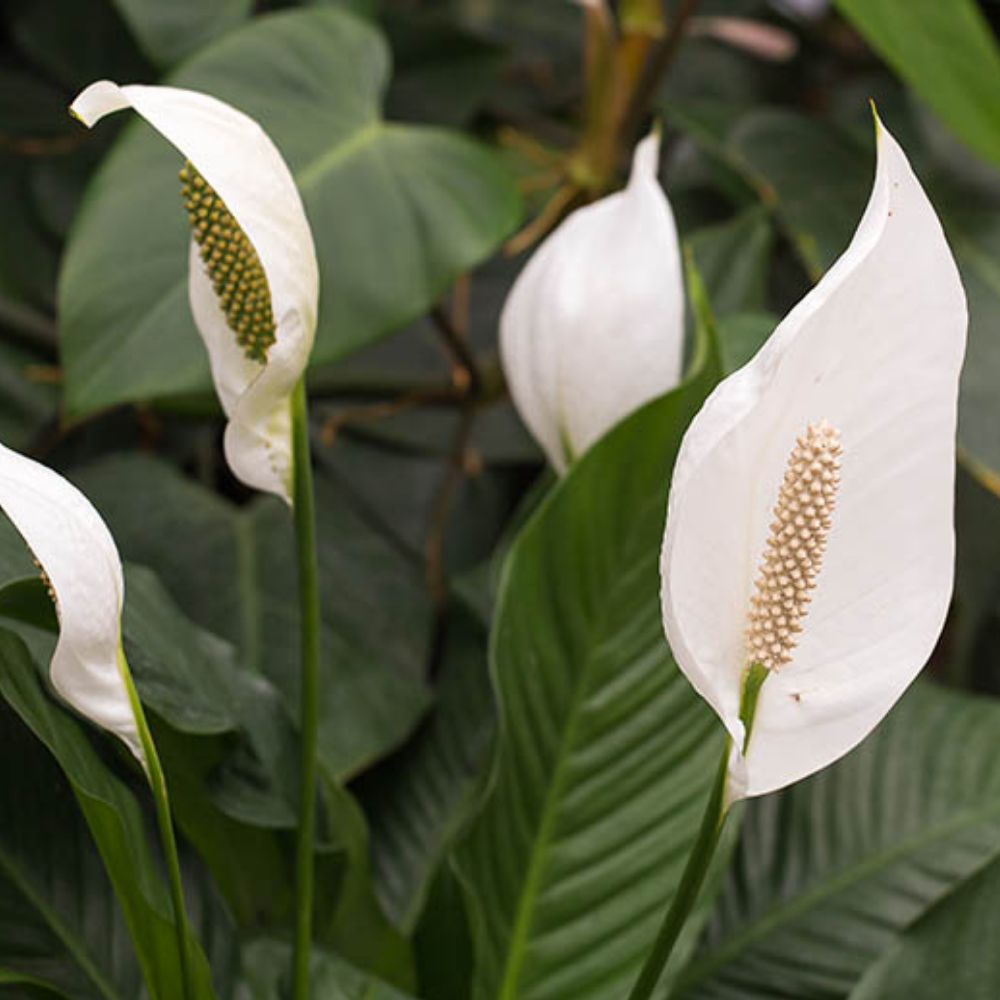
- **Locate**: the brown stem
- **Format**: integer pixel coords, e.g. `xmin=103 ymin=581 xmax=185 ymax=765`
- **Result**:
xmin=431 ymin=302 xmax=480 ymax=398
xmin=424 ymin=405 xmax=478 ymax=607
xmin=621 ymin=0 xmax=702 ymax=142
xmin=504 ymin=182 xmax=583 ymax=255
xmin=317 ymin=385 xmax=468 ymax=446
xmin=0 ymin=129 xmax=85 ymax=156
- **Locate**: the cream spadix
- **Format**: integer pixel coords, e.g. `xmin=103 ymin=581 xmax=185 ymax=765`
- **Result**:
xmin=70 ymin=81 xmax=319 ymax=504
xmin=0 ymin=442 xmax=143 ymax=764
xmin=660 ymin=115 xmax=967 ymax=801
xmin=500 ymin=130 xmax=684 ymax=472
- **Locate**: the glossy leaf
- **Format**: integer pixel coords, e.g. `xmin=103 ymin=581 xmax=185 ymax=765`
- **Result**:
xmin=0 ymin=969 xmax=69 ymax=998
xmin=238 ymin=940 xmax=418 ymax=1000
xmin=688 ymin=208 xmax=773 ymax=317
xmin=715 ymin=312 xmax=776 ymax=376
xmin=60 ymin=7 xmax=521 ymax=417
xmin=109 ymin=0 xmax=253 ymax=69
xmin=0 ymin=692 xmax=141 ymax=1000
xmin=0 ymin=628 xmax=220 ymax=1000
xmin=848 ymin=852 xmax=1000 ymax=1000
xmin=836 ymin=0 xmax=1000 ymax=169
xmin=456 ymin=277 xmax=726 ymax=1000
xmin=71 ymin=452 xmax=433 ymax=781
xmin=365 ymin=602 xmax=495 ymax=930
xmin=676 ymin=683 xmax=1000 ymax=999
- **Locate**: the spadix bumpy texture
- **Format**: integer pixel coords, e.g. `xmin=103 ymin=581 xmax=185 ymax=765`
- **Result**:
xmin=746 ymin=419 xmax=841 ymax=671
xmin=0 ymin=443 xmax=144 ymax=765
xmin=500 ymin=131 xmax=684 ymax=473
xmin=660 ymin=117 xmax=967 ymax=801
xmin=70 ymin=81 xmax=319 ymax=504
xmin=180 ymin=163 xmax=276 ymax=363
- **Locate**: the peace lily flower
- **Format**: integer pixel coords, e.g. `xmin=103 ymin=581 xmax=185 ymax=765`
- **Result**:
xmin=660 ymin=116 xmax=967 ymax=802
xmin=500 ymin=130 xmax=684 ymax=472
xmin=71 ymin=81 xmax=319 ymax=504
xmin=0 ymin=442 xmax=144 ymax=765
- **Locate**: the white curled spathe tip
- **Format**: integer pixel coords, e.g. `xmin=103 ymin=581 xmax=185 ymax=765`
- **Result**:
xmin=71 ymin=80 xmax=319 ymax=503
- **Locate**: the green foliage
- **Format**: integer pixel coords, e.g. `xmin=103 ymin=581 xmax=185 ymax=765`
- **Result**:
xmin=1 ymin=2 xmax=1000 ymax=999
xmin=836 ymin=0 xmax=1000 ymax=169
xmin=848 ymin=853 xmax=1000 ymax=1000
xmin=678 ymin=682 xmax=1000 ymax=998
xmin=109 ymin=0 xmax=253 ymax=70
xmin=0 ymin=630 xmax=223 ymax=1000
xmin=456 ymin=274 xmax=724 ymax=1000
xmin=72 ymin=453 xmax=434 ymax=782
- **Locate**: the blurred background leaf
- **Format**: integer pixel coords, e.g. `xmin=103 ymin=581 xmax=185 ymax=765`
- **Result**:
xmin=836 ymin=0 xmax=1000 ymax=169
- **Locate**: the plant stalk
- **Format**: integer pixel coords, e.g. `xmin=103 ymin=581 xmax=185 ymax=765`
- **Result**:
xmin=625 ymin=742 xmax=730 ymax=1000
xmin=627 ymin=658 xmax=769 ymax=1000
xmin=122 ymin=662 xmax=194 ymax=1000
xmin=290 ymin=377 xmax=321 ymax=1000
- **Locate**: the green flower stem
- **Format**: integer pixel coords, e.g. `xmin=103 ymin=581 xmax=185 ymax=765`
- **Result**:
xmin=626 ymin=660 xmax=770 ymax=1000
xmin=121 ymin=660 xmax=194 ymax=1000
xmin=290 ymin=377 xmax=321 ymax=1000
xmin=625 ymin=741 xmax=730 ymax=1000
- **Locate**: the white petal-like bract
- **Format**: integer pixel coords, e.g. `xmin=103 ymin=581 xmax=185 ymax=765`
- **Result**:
xmin=0 ymin=443 xmax=143 ymax=763
xmin=71 ymin=81 xmax=319 ymax=503
xmin=500 ymin=131 xmax=684 ymax=472
xmin=660 ymin=117 xmax=967 ymax=800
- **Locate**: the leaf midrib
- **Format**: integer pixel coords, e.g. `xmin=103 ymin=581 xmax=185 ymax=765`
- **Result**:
xmin=493 ymin=506 xmax=665 ymax=1000
xmin=0 ymin=844 xmax=126 ymax=1000
xmin=295 ymin=118 xmax=382 ymax=192
xmin=494 ymin=590 xmax=597 ymax=1000
xmin=679 ymin=796 xmax=1000 ymax=993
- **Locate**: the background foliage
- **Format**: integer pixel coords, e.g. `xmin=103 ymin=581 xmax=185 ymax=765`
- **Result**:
xmin=0 ymin=1 xmax=999 ymax=998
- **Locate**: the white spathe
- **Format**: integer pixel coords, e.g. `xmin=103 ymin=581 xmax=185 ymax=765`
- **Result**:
xmin=0 ymin=442 xmax=143 ymax=764
xmin=71 ymin=81 xmax=319 ymax=504
xmin=660 ymin=116 xmax=967 ymax=801
xmin=500 ymin=131 xmax=684 ymax=472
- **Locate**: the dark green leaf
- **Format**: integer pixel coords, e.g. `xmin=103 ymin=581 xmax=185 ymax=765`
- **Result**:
xmin=0 ymin=968 xmax=70 ymax=998
xmin=455 ymin=270 xmax=726 ymax=1000
xmin=0 ymin=340 xmax=58 ymax=451
xmin=365 ymin=602 xmax=495 ymax=930
xmin=677 ymin=683 xmax=1000 ymax=999
xmin=0 ymin=692 xmax=140 ymax=1000
xmin=109 ymin=0 xmax=253 ymax=69
xmin=238 ymin=940 xmax=418 ymax=1000
xmin=0 ymin=155 xmax=59 ymax=311
xmin=716 ymin=311 xmax=776 ymax=376
xmin=848 ymin=852 xmax=1000 ymax=1000
xmin=3 ymin=0 xmax=150 ymax=91
xmin=689 ymin=208 xmax=774 ymax=317
xmin=952 ymin=467 xmax=1000 ymax=688
xmin=0 ymin=629 xmax=220 ymax=1000
xmin=71 ymin=452 xmax=433 ymax=781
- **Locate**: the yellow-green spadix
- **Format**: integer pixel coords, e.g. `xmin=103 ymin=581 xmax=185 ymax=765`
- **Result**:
xmin=70 ymin=81 xmax=319 ymax=504
xmin=660 ymin=116 xmax=967 ymax=801
xmin=0 ymin=442 xmax=144 ymax=765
